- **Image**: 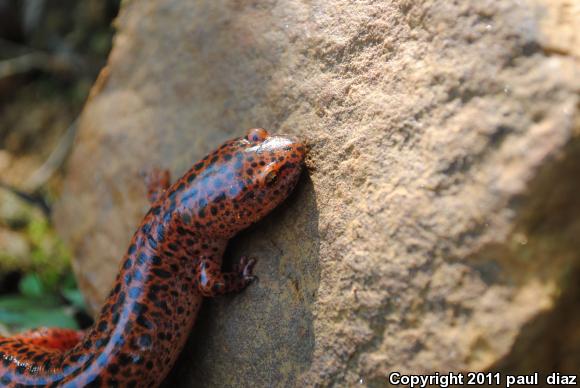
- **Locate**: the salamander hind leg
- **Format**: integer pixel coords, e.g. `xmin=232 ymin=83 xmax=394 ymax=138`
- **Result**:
xmin=144 ymin=168 xmax=171 ymax=203
xmin=195 ymin=257 xmax=256 ymax=297
xmin=9 ymin=327 xmax=84 ymax=351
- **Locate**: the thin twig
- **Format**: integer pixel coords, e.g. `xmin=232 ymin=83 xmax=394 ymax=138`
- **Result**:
xmin=0 ymin=52 xmax=78 ymax=79
xmin=23 ymin=118 xmax=79 ymax=191
xmin=0 ymin=180 xmax=50 ymax=216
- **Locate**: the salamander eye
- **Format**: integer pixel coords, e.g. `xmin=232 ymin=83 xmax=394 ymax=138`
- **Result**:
xmin=265 ymin=170 xmax=278 ymax=185
xmin=246 ymin=128 xmax=269 ymax=143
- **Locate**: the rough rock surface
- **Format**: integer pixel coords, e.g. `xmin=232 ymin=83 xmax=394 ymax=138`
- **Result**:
xmin=53 ymin=0 xmax=580 ymax=386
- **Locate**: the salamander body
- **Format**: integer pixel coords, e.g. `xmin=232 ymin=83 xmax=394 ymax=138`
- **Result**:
xmin=0 ymin=128 xmax=305 ymax=387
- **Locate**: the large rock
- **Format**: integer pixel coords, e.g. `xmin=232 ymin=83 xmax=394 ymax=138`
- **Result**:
xmin=54 ymin=0 xmax=579 ymax=386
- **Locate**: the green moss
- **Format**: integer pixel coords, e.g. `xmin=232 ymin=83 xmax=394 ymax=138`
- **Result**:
xmin=26 ymin=217 xmax=72 ymax=290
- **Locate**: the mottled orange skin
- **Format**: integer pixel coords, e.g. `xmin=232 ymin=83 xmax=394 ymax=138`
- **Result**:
xmin=0 ymin=128 xmax=305 ymax=387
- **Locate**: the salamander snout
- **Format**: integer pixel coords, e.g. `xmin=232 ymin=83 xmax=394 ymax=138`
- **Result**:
xmin=179 ymin=128 xmax=306 ymax=237
xmin=234 ymin=128 xmax=306 ymax=225
xmin=244 ymin=129 xmax=305 ymax=188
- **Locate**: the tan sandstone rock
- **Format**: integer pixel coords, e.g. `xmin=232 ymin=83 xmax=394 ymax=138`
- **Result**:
xmin=54 ymin=0 xmax=579 ymax=386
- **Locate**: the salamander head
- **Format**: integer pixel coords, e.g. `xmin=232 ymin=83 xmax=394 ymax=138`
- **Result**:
xmin=176 ymin=128 xmax=305 ymax=237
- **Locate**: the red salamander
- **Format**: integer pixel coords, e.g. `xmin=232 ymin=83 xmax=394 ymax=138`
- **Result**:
xmin=0 ymin=128 xmax=305 ymax=387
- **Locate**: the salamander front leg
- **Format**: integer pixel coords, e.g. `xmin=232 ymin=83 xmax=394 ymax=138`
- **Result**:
xmin=195 ymin=257 xmax=256 ymax=297
xmin=144 ymin=168 xmax=171 ymax=203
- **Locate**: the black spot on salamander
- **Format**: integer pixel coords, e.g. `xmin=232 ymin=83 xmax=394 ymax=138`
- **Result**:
xmin=136 ymin=316 xmax=154 ymax=330
xmin=107 ymin=363 xmax=119 ymax=375
xmin=141 ymin=223 xmax=152 ymax=234
xmin=69 ymin=354 xmax=81 ymax=363
xmin=151 ymin=255 xmax=162 ymax=265
xmin=139 ymin=334 xmax=152 ymax=348
xmin=117 ymin=291 xmax=126 ymax=307
xmin=86 ymin=375 xmax=103 ymax=387
xmin=132 ymin=303 xmax=148 ymax=315
xmin=98 ymin=321 xmax=108 ymax=332
xmin=155 ymin=300 xmax=171 ymax=314
xmin=128 ymin=244 xmax=137 ymax=254
xmin=118 ymin=353 xmax=132 ymax=367
xmin=147 ymin=292 xmax=158 ymax=302
xmin=123 ymin=259 xmax=132 ymax=270
xmin=181 ymin=213 xmax=192 ymax=225
xmin=194 ymin=162 xmax=204 ymax=171
xmin=153 ymin=268 xmax=171 ymax=278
